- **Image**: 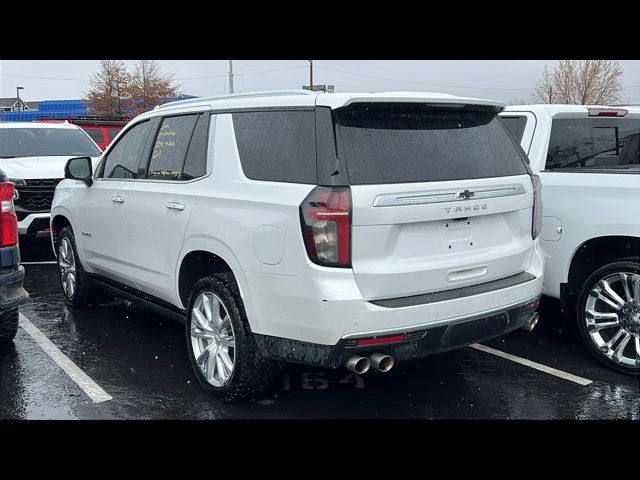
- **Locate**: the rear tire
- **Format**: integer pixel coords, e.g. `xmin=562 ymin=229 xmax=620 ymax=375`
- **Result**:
xmin=186 ymin=273 xmax=274 ymax=402
xmin=576 ymin=259 xmax=640 ymax=376
xmin=57 ymin=226 xmax=100 ymax=307
xmin=0 ymin=310 xmax=19 ymax=342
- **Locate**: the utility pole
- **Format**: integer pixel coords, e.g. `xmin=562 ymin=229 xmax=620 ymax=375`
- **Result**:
xmin=228 ymin=60 xmax=234 ymax=94
xmin=16 ymin=86 xmax=24 ymax=112
xmin=309 ymin=60 xmax=314 ymax=91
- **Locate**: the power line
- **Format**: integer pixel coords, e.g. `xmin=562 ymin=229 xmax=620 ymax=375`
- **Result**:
xmin=0 ymin=65 xmax=308 ymax=83
xmin=176 ymin=65 xmax=307 ymax=81
xmin=316 ymin=65 xmax=534 ymax=92
xmin=1 ymin=73 xmax=87 ymax=81
xmin=2 ymin=64 xmax=636 ymax=94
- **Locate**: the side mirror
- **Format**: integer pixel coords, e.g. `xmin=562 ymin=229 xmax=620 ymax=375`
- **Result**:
xmin=65 ymin=157 xmax=93 ymax=186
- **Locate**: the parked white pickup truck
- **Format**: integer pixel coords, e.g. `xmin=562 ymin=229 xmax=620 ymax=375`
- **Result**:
xmin=501 ymin=105 xmax=640 ymax=375
xmin=0 ymin=122 xmax=102 ymax=238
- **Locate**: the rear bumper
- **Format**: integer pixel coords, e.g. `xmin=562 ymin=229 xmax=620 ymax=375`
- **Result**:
xmin=244 ymin=241 xmax=544 ymax=345
xmin=0 ymin=265 xmax=29 ymax=312
xmin=254 ymin=294 xmax=541 ymax=367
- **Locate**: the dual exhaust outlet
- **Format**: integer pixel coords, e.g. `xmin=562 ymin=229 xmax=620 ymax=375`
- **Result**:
xmin=345 ymin=353 xmax=394 ymax=375
xmin=346 ymin=312 xmax=539 ymax=374
xmin=520 ymin=312 xmax=539 ymax=333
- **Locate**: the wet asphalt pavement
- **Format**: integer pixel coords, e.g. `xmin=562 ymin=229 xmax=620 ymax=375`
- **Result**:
xmin=1 ymin=239 xmax=638 ymax=420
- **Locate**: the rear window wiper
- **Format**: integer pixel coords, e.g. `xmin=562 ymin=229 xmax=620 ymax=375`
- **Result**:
xmin=0 ymin=155 xmax=16 ymax=159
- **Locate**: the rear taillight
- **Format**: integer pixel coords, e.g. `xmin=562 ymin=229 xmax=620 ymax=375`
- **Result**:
xmin=531 ymin=175 xmax=543 ymax=240
xmin=300 ymin=186 xmax=351 ymax=267
xmin=0 ymin=182 xmax=18 ymax=247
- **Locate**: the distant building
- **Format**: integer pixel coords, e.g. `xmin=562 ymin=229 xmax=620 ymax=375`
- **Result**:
xmin=0 ymin=97 xmax=34 ymax=112
xmin=1 ymin=96 xmax=197 ymax=122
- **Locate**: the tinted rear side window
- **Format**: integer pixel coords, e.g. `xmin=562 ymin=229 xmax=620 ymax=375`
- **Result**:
xmin=546 ymin=118 xmax=640 ymax=170
xmin=336 ymin=104 xmax=528 ymax=185
xmin=501 ymin=115 xmax=527 ymax=143
xmin=232 ymin=110 xmax=316 ymax=184
xmin=107 ymin=128 xmax=122 ymax=141
xmin=182 ymin=114 xmax=210 ymax=180
xmin=85 ymin=128 xmax=105 ymax=144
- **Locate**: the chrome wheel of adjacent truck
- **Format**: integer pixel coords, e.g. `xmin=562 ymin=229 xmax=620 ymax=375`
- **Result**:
xmin=578 ymin=261 xmax=640 ymax=375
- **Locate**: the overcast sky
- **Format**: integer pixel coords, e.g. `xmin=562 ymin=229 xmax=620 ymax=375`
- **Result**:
xmin=1 ymin=60 xmax=639 ymax=104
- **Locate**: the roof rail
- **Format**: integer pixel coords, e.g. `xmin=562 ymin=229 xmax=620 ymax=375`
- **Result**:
xmin=157 ymin=90 xmax=316 ymax=109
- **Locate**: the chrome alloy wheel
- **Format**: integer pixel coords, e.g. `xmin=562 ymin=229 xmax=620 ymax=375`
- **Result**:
xmin=58 ymin=237 xmax=77 ymax=299
xmin=190 ymin=291 xmax=236 ymax=387
xmin=585 ymin=271 xmax=640 ymax=368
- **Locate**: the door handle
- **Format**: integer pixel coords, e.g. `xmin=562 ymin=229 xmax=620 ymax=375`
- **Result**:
xmin=166 ymin=202 xmax=185 ymax=211
xmin=111 ymin=195 xmax=125 ymax=204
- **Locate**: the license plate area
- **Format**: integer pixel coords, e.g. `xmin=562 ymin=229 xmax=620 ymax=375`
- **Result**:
xmin=445 ymin=218 xmax=474 ymax=252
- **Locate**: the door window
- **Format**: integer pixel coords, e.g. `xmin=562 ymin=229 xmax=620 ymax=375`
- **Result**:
xmin=100 ymin=121 xmax=151 ymax=179
xmin=145 ymin=113 xmax=209 ymax=181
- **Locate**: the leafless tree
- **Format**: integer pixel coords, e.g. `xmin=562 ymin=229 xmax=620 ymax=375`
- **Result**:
xmin=128 ymin=60 xmax=180 ymax=115
xmin=506 ymin=97 xmax=530 ymax=105
xmin=532 ymin=60 xmax=624 ymax=105
xmin=532 ymin=65 xmax=555 ymax=103
xmin=86 ymin=60 xmax=131 ymax=116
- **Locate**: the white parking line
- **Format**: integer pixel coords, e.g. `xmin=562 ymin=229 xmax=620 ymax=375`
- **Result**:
xmin=18 ymin=313 xmax=113 ymax=403
xmin=469 ymin=343 xmax=593 ymax=386
xmin=21 ymin=261 xmax=56 ymax=265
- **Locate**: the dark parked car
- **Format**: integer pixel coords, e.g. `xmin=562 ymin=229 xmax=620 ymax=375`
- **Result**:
xmin=0 ymin=169 xmax=29 ymax=341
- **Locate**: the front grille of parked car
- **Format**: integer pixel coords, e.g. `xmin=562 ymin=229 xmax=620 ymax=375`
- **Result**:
xmin=14 ymin=179 xmax=62 ymax=213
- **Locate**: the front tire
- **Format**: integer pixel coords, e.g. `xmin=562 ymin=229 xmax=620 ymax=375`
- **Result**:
xmin=57 ymin=226 xmax=99 ymax=307
xmin=576 ymin=259 xmax=640 ymax=375
xmin=186 ymin=273 xmax=274 ymax=402
xmin=0 ymin=310 xmax=19 ymax=342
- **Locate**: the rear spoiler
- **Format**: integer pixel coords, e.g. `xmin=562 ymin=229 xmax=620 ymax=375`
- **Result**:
xmin=317 ymin=93 xmax=505 ymax=112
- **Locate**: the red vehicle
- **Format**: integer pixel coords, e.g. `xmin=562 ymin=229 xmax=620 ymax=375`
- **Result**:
xmin=0 ymin=170 xmax=29 ymax=341
xmin=35 ymin=116 xmax=128 ymax=151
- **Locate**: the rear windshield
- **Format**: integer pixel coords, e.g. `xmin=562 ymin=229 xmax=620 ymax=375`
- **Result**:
xmin=0 ymin=127 xmax=101 ymax=158
xmin=546 ymin=118 xmax=640 ymax=170
xmin=336 ymin=104 xmax=528 ymax=185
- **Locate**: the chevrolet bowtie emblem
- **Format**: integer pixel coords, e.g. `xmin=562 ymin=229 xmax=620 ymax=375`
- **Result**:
xmin=455 ymin=189 xmax=475 ymax=200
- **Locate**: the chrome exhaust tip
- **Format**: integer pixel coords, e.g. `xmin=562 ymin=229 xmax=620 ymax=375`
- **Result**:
xmin=345 ymin=355 xmax=371 ymax=375
xmin=521 ymin=312 xmax=539 ymax=332
xmin=369 ymin=353 xmax=394 ymax=372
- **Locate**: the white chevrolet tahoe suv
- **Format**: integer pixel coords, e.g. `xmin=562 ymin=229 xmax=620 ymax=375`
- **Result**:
xmin=51 ymin=91 xmax=544 ymax=401
xmin=501 ymin=105 xmax=640 ymax=375
xmin=0 ymin=122 xmax=101 ymax=238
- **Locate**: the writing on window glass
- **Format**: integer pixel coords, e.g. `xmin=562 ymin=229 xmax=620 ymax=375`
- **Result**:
xmin=149 ymin=120 xmax=182 ymax=178
xmin=147 ymin=114 xmax=204 ymax=181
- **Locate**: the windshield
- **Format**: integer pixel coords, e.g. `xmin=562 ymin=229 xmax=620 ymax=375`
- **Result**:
xmin=0 ymin=127 xmax=101 ymax=158
xmin=336 ymin=104 xmax=528 ymax=185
